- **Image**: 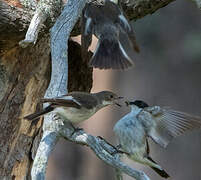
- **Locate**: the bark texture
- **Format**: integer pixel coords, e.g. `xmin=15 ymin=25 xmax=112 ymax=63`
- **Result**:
xmin=0 ymin=38 xmax=92 ymax=179
xmin=0 ymin=36 xmax=51 ymax=179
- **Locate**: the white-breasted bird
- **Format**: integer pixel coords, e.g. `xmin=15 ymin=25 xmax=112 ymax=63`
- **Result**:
xmin=113 ymin=100 xmax=201 ymax=178
xmin=25 ymin=91 xmax=122 ymax=123
xmin=81 ymin=0 xmax=139 ymax=70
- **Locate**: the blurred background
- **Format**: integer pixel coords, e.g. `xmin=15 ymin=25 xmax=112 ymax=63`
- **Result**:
xmin=47 ymin=0 xmax=201 ymax=179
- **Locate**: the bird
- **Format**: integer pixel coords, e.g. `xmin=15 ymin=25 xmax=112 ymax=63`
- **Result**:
xmin=113 ymin=100 xmax=201 ymax=178
xmin=81 ymin=0 xmax=139 ymax=70
xmin=24 ymin=91 xmax=122 ymax=124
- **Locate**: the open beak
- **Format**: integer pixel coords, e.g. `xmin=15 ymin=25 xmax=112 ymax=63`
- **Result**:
xmin=114 ymin=96 xmax=123 ymax=107
xmin=115 ymin=102 xmax=121 ymax=107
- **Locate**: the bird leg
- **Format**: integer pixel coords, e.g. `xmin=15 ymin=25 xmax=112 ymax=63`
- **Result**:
xmin=97 ymin=136 xmax=129 ymax=156
xmin=68 ymin=122 xmax=84 ymax=136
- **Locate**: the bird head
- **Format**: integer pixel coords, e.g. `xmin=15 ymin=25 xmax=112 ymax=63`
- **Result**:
xmin=125 ymin=100 xmax=149 ymax=108
xmin=95 ymin=91 xmax=123 ymax=107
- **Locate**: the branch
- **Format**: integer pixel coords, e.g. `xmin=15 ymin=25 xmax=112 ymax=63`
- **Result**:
xmin=17 ymin=0 xmax=176 ymax=48
xmin=33 ymin=117 xmax=150 ymax=180
xmin=19 ymin=0 xmax=63 ymax=48
xmin=60 ymin=124 xmax=150 ymax=180
xmin=31 ymin=0 xmax=87 ymax=179
xmin=115 ymin=154 xmax=124 ymax=180
xmin=121 ymin=0 xmax=176 ymax=20
xmin=31 ymin=129 xmax=59 ymax=179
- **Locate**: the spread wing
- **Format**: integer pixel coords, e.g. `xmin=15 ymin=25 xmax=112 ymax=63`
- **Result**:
xmin=139 ymin=106 xmax=201 ymax=148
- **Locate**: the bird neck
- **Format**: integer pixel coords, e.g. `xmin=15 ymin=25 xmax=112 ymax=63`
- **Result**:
xmin=130 ymin=105 xmax=142 ymax=115
xmin=92 ymin=93 xmax=109 ymax=109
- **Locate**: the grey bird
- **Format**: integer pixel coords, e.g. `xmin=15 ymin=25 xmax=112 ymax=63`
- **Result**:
xmin=113 ymin=100 xmax=201 ymax=178
xmin=24 ymin=91 xmax=122 ymax=123
xmin=81 ymin=0 xmax=139 ymax=70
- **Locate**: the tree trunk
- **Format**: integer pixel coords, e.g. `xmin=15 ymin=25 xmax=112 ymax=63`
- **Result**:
xmin=0 ymin=35 xmax=92 ymax=179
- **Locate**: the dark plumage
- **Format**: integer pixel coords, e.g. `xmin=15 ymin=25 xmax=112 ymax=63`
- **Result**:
xmin=24 ymin=91 xmax=121 ymax=123
xmin=81 ymin=0 xmax=139 ymax=70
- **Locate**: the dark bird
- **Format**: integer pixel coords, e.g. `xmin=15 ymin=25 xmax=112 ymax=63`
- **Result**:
xmin=25 ymin=91 xmax=122 ymax=123
xmin=81 ymin=0 xmax=139 ymax=70
xmin=113 ymin=100 xmax=201 ymax=178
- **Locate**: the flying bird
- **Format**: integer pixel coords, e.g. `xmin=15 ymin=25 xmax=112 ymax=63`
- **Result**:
xmin=25 ymin=91 xmax=122 ymax=123
xmin=113 ymin=100 xmax=201 ymax=178
xmin=81 ymin=0 xmax=139 ymax=70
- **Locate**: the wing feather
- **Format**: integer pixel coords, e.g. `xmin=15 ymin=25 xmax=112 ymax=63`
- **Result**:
xmin=41 ymin=98 xmax=81 ymax=109
xmin=141 ymin=107 xmax=201 ymax=148
xmin=81 ymin=4 xmax=93 ymax=60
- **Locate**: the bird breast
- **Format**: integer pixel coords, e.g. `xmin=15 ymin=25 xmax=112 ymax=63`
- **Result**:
xmin=113 ymin=114 xmax=146 ymax=153
xmin=54 ymin=107 xmax=97 ymax=123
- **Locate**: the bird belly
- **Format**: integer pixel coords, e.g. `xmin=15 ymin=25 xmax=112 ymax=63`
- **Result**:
xmin=114 ymin=116 xmax=146 ymax=154
xmin=54 ymin=107 xmax=96 ymax=123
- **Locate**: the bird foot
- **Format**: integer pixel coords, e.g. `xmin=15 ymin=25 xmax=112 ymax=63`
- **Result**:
xmin=97 ymin=136 xmax=128 ymax=156
xmin=70 ymin=125 xmax=83 ymax=136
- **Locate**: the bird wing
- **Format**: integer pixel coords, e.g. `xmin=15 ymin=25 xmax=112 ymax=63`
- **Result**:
xmin=41 ymin=94 xmax=83 ymax=109
xmin=41 ymin=92 xmax=98 ymax=110
xmin=68 ymin=92 xmax=98 ymax=109
xmin=102 ymin=0 xmax=139 ymax=53
xmin=139 ymin=106 xmax=201 ymax=148
xmin=116 ymin=11 xmax=140 ymax=52
xmin=81 ymin=3 xmax=94 ymax=59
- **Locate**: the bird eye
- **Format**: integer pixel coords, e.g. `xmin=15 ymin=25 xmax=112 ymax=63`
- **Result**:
xmin=110 ymin=95 xmax=114 ymax=98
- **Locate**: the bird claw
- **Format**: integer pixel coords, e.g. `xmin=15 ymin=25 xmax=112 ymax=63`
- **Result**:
xmin=97 ymin=136 xmax=128 ymax=156
xmin=68 ymin=122 xmax=83 ymax=136
xmin=71 ymin=127 xmax=83 ymax=136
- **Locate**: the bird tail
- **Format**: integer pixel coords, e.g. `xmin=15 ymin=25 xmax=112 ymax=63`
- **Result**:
xmin=147 ymin=156 xmax=170 ymax=178
xmin=89 ymin=35 xmax=134 ymax=70
xmin=24 ymin=105 xmax=54 ymax=120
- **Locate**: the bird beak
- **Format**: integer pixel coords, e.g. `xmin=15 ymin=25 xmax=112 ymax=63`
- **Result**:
xmin=114 ymin=96 xmax=123 ymax=107
xmin=115 ymin=102 xmax=121 ymax=107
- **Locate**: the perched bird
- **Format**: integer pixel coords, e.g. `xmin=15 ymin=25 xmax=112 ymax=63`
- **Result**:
xmin=25 ymin=91 xmax=122 ymax=123
xmin=113 ymin=100 xmax=201 ymax=178
xmin=81 ymin=0 xmax=139 ymax=70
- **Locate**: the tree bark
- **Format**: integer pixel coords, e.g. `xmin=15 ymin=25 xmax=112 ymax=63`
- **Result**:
xmin=0 ymin=0 xmax=177 ymax=179
xmin=0 ymin=38 xmax=92 ymax=179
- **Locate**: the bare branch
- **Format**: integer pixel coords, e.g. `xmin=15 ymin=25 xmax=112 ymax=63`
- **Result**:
xmin=115 ymin=154 xmax=124 ymax=180
xmin=19 ymin=9 xmax=46 ymax=48
xmin=19 ymin=0 xmax=63 ymax=47
xmin=31 ymin=129 xmax=59 ymax=180
xmin=60 ymin=124 xmax=150 ymax=180
xmin=17 ymin=0 xmax=176 ymax=48
xmin=31 ymin=0 xmax=87 ymax=179
xmin=121 ymin=0 xmax=176 ymax=20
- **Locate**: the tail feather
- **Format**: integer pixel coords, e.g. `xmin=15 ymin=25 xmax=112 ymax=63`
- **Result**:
xmin=24 ymin=105 xmax=54 ymax=120
xmin=90 ymin=38 xmax=134 ymax=70
xmin=147 ymin=156 xmax=170 ymax=178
